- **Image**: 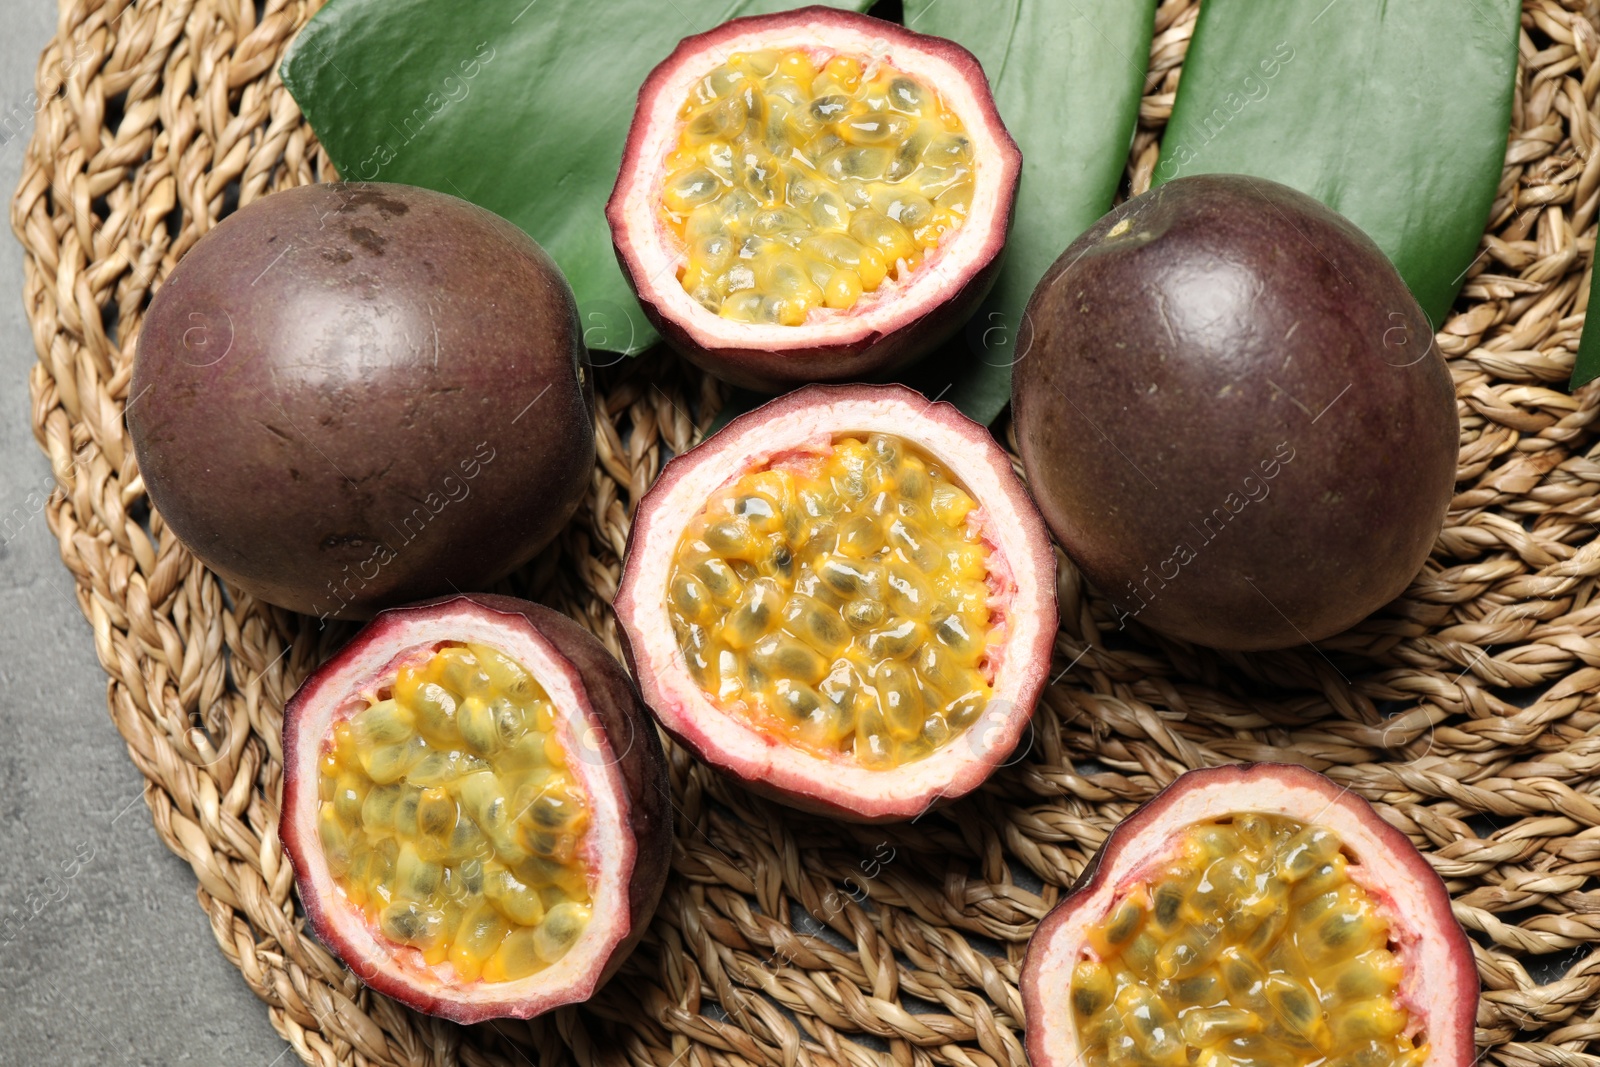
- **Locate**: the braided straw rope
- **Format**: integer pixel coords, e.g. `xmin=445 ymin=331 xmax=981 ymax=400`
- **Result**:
xmin=13 ymin=0 xmax=1600 ymax=1063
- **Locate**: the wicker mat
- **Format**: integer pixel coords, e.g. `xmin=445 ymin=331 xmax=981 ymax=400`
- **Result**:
xmin=13 ymin=0 xmax=1600 ymax=1063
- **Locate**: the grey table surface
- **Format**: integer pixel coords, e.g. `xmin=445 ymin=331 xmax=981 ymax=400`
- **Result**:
xmin=0 ymin=4 xmax=293 ymax=1064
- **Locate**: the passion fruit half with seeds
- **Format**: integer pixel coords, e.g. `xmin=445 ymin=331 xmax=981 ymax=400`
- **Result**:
xmin=1021 ymin=764 xmax=1475 ymax=1067
xmin=280 ymin=594 xmax=670 ymax=1022
xmin=607 ymin=7 xmax=1021 ymax=390
xmin=614 ymin=383 xmax=1056 ymax=821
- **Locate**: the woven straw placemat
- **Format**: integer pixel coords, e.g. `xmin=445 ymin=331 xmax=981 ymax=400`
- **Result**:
xmin=13 ymin=0 xmax=1600 ymax=1063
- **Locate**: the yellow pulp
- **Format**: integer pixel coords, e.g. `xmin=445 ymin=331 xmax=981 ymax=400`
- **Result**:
xmin=666 ymin=433 xmax=996 ymax=766
xmin=663 ymin=48 xmax=973 ymax=324
xmin=316 ymin=643 xmax=593 ymax=983
xmin=1071 ymin=814 xmax=1426 ymax=1067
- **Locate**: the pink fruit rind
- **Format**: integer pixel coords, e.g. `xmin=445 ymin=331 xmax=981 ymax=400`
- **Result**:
xmin=613 ymin=383 xmax=1058 ymax=822
xmin=606 ymin=7 xmax=1023 ymax=390
xmin=1020 ymin=763 xmax=1477 ymax=1067
xmin=280 ymin=594 xmax=670 ymax=1024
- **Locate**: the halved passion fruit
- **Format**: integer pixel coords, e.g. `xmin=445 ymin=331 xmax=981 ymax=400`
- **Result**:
xmin=607 ymin=7 xmax=1022 ymax=390
xmin=280 ymin=595 xmax=670 ymax=1022
xmin=1021 ymin=764 xmax=1476 ymax=1067
xmin=614 ymin=384 xmax=1056 ymax=821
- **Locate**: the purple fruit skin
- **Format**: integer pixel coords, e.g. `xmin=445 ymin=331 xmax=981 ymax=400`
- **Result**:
xmin=1013 ymin=174 xmax=1458 ymax=650
xmin=129 ymin=183 xmax=594 ymax=619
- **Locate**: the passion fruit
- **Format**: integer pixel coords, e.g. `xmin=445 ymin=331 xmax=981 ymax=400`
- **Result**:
xmin=1021 ymin=764 xmax=1475 ymax=1067
xmin=130 ymin=182 xmax=594 ymax=621
xmin=1013 ymin=174 xmax=1458 ymax=650
xmin=607 ymin=7 xmax=1022 ymax=390
xmin=613 ymin=383 xmax=1056 ymax=821
xmin=279 ymin=594 xmax=670 ymax=1022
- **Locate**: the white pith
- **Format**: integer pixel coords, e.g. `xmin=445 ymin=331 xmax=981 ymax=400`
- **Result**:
xmin=284 ymin=603 xmax=633 ymax=1014
xmin=613 ymin=16 xmax=1016 ymax=350
xmin=1027 ymin=775 xmax=1469 ymax=1067
xmin=620 ymin=390 xmax=1051 ymax=817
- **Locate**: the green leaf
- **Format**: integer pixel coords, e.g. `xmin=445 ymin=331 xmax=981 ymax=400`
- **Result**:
xmin=899 ymin=0 xmax=1156 ymax=425
xmin=1575 ymin=274 xmax=1600 ymax=389
xmin=280 ymin=0 xmax=873 ymax=357
xmin=1157 ymin=0 xmax=1519 ymax=327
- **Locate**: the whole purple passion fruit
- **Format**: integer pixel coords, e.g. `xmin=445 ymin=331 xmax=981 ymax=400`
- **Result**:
xmin=607 ymin=7 xmax=1021 ymax=390
xmin=1021 ymin=763 xmax=1476 ymax=1067
xmin=129 ymin=182 xmax=594 ymax=620
xmin=613 ymin=383 xmax=1057 ymax=821
xmin=1013 ymin=175 xmax=1458 ymax=650
xmin=279 ymin=594 xmax=670 ymax=1022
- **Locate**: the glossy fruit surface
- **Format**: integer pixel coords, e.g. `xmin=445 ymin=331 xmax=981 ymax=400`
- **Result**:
xmin=1013 ymin=174 xmax=1458 ymax=650
xmin=130 ymin=182 xmax=594 ymax=620
xmin=1021 ymin=763 xmax=1475 ymax=1067
xmin=608 ymin=7 xmax=1021 ymax=390
xmin=280 ymin=594 xmax=669 ymax=1022
xmin=614 ymin=383 xmax=1056 ymax=821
